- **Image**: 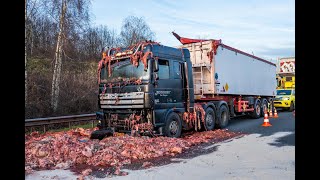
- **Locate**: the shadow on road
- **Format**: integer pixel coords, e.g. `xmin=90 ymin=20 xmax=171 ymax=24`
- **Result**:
xmin=227 ymin=108 xmax=295 ymax=147
xmin=268 ymin=132 xmax=295 ymax=147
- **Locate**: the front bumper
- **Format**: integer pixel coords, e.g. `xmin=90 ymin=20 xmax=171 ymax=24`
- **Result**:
xmin=273 ymin=100 xmax=291 ymax=108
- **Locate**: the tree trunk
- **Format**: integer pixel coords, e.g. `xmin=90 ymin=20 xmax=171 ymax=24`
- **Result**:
xmin=51 ymin=0 xmax=66 ymax=112
xmin=30 ymin=27 xmax=33 ymax=56
xmin=25 ymin=0 xmax=27 ymax=107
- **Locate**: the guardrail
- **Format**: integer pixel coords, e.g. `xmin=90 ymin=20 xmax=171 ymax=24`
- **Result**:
xmin=25 ymin=113 xmax=97 ymax=132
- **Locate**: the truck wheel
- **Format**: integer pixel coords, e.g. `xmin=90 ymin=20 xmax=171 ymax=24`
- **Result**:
xmin=250 ymin=99 xmax=261 ymax=119
xmin=216 ymin=105 xmax=229 ymax=129
xmin=164 ymin=112 xmax=182 ymax=138
xmin=203 ymin=107 xmax=216 ymax=131
xmin=260 ymin=98 xmax=268 ymax=117
xmin=289 ymin=101 xmax=294 ymax=112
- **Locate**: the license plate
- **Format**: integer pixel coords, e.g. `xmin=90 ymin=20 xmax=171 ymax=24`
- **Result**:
xmin=114 ymin=132 xmax=125 ymax=136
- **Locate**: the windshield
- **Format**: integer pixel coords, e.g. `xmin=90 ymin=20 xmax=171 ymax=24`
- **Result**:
xmin=276 ymin=89 xmax=292 ymax=95
xmin=100 ymin=59 xmax=149 ymax=83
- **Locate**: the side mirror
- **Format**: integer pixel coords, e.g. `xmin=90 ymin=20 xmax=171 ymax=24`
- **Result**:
xmin=153 ymin=60 xmax=159 ymax=72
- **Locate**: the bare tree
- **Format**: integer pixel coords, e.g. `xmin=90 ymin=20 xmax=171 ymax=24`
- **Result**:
xmin=26 ymin=0 xmax=45 ymax=57
xmin=97 ymin=26 xmax=120 ymax=49
xmin=40 ymin=0 xmax=91 ymax=112
xmin=80 ymin=25 xmax=120 ymax=60
xmin=51 ymin=0 xmax=67 ymax=112
xmin=26 ymin=0 xmax=41 ymax=105
xmin=120 ymin=16 xmax=155 ymax=47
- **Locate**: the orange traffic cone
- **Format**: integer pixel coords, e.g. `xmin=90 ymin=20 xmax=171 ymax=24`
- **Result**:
xmin=262 ymin=111 xmax=272 ymax=127
xmin=273 ymin=107 xmax=278 ymax=118
xmin=269 ymin=108 xmax=273 ymax=118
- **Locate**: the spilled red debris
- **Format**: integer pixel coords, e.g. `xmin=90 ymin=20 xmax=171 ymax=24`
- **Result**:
xmin=183 ymin=103 xmax=206 ymax=131
xmin=97 ymin=41 xmax=160 ymax=84
xmin=25 ymin=128 xmax=241 ymax=178
xmin=171 ymin=31 xmax=221 ymax=64
xmin=81 ymin=168 xmax=92 ymax=176
xmin=141 ymin=161 xmax=153 ymax=168
xmin=207 ymin=40 xmax=221 ymax=63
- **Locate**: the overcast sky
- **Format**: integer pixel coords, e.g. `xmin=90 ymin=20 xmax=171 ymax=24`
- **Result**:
xmin=90 ymin=0 xmax=295 ymax=63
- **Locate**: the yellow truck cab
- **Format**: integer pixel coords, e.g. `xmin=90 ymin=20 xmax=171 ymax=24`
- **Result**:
xmin=274 ymin=57 xmax=295 ymax=111
xmin=274 ymin=88 xmax=295 ymax=111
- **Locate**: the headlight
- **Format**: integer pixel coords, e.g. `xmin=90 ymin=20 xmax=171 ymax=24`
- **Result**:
xmin=98 ymin=120 xmax=101 ymax=124
xmin=283 ymin=97 xmax=290 ymax=100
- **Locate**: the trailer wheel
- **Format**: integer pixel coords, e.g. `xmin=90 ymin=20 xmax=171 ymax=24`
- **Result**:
xmin=203 ymin=107 xmax=216 ymax=131
xmin=250 ymin=99 xmax=261 ymax=119
xmin=216 ymin=105 xmax=229 ymax=129
xmin=260 ymin=98 xmax=268 ymax=117
xmin=164 ymin=112 xmax=182 ymax=138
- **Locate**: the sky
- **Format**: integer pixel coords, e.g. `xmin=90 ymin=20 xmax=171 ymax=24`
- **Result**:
xmin=90 ymin=0 xmax=295 ymax=63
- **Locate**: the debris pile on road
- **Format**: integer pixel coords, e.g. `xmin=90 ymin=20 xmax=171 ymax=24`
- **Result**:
xmin=25 ymin=128 xmax=241 ymax=177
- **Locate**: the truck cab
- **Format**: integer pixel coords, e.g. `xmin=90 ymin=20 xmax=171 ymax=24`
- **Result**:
xmin=274 ymin=74 xmax=295 ymax=111
xmin=92 ymin=41 xmax=196 ymax=139
xmin=274 ymin=88 xmax=295 ymax=111
xmin=274 ymin=57 xmax=295 ymax=111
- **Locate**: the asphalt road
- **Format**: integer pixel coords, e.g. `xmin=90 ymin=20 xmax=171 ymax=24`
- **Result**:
xmin=227 ymin=109 xmax=295 ymax=147
xmin=25 ymin=109 xmax=295 ymax=180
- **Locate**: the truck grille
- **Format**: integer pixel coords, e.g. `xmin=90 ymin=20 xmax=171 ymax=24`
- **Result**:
xmin=99 ymin=92 xmax=144 ymax=109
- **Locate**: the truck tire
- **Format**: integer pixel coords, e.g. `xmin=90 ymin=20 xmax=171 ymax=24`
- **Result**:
xmin=164 ymin=112 xmax=182 ymax=138
xmin=203 ymin=107 xmax=216 ymax=131
xmin=260 ymin=98 xmax=268 ymax=117
xmin=216 ymin=105 xmax=229 ymax=129
xmin=250 ymin=99 xmax=261 ymax=119
xmin=289 ymin=101 xmax=294 ymax=112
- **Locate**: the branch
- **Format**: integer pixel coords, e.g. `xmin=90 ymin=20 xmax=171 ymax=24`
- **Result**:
xmin=62 ymin=49 xmax=74 ymax=60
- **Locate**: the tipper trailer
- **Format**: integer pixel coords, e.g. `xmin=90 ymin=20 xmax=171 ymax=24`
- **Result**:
xmin=91 ymin=35 xmax=276 ymax=139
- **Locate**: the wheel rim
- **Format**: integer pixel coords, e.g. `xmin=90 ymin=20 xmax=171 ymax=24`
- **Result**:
xmin=263 ymin=103 xmax=267 ymax=113
xmin=206 ymin=113 xmax=213 ymax=127
xmin=169 ymin=121 xmax=178 ymax=135
xmin=256 ymin=104 xmax=260 ymax=116
xmin=221 ymin=111 xmax=227 ymax=125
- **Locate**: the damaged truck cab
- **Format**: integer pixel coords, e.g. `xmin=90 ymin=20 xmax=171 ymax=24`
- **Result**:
xmin=92 ymin=41 xmax=196 ymax=139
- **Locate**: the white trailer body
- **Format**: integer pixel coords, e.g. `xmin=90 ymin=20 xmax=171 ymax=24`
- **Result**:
xmin=180 ymin=40 xmax=277 ymax=99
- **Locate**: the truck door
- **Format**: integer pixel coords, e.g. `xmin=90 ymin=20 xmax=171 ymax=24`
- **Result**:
xmin=153 ymin=59 xmax=184 ymax=124
xmin=154 ymin=59 xmax=183 ymax=106
xmin=172 ymin=61 xmax=184 ymax=105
